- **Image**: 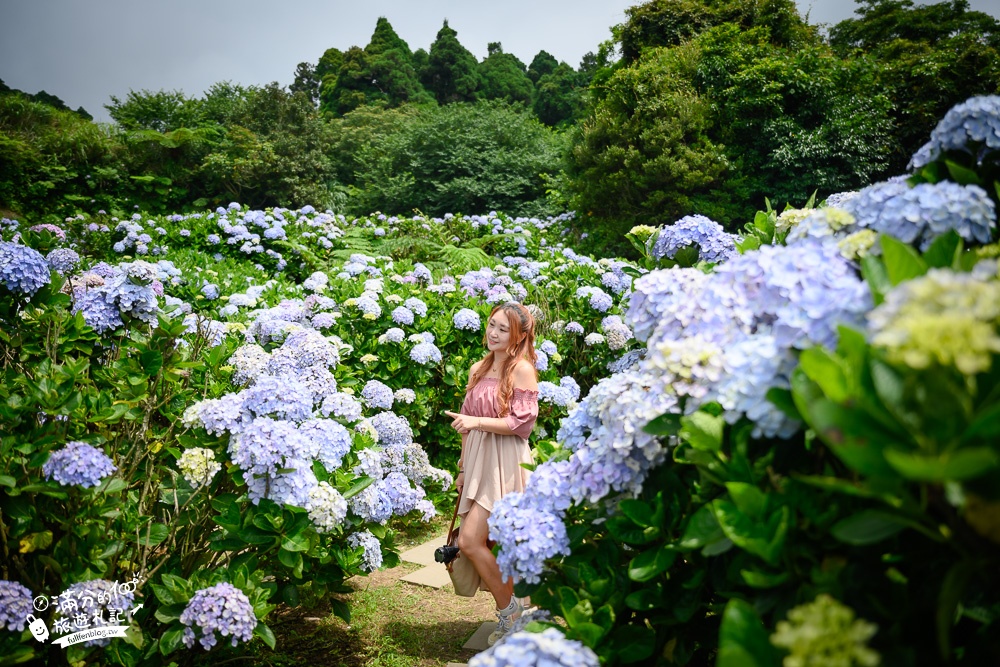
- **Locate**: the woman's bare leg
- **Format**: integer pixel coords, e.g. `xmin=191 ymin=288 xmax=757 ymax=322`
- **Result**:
xmin=457 ymin=502 xmax=513 ymax=609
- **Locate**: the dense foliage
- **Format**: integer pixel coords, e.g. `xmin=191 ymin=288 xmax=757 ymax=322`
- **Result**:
xmin=480 ymin=96 xmax=1000 ymax=666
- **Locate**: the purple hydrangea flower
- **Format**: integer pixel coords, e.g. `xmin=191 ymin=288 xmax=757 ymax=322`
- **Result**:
xmin=0 ymin=241 xmax=51 ymax=296
xmin=42 ymin=441 xmax=117 ymax=488
xmin=564 ymin=321 xmax=584 ymax=335
xmin=369 ymin=412 xmax=413 ymax=448
xmin=0 ymin=580 xmax=33 ymax=632
xmin=180 ymin=582 xmax=257 ymax=650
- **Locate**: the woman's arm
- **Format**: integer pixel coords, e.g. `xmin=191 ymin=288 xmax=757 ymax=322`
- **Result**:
xmin=474 ymin=360 xmax=538 ymax=435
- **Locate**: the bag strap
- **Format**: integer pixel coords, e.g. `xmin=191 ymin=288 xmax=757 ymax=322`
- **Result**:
xmin=447 ymin=492 xmax=461 ymax=542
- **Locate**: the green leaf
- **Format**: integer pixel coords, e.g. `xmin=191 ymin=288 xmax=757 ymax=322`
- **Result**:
xmin=716 ymin=599 xmax=781 ymax=667
xmin=643 ymin=412 xmax=682 ymax=436
xmin=961 ymin=402 xmax=1000 ymax=441
xmin=344 ymin=476 xmax=374 ymax=499
xmin=740 ymin=568 xmax=790 ymax=588
xmin=922 ymin=230 xmax=963 ymax=269
xmin=678 ymin=505 xmax=726 ymax=550
xmin=281 ymin=530 xmax=311 ymax=553
xmin=880 ymin=235 xmax=928 ymax=285
xmin=680 ymin=410 xmax=724 ymax=452
xmin=884 ymin=447 xmax=999 ymax=482
xmin=725 ymin=482 xmax=767 ymax=520
xmin=711 ymin=500 xmax=789 ymax=565
xmin=799 ymin=348 xmax=849 ymax=403
xmin=281 ymin=582 xmax=301 ymax=607
xmin=140 ymin=523 xmax=169 ymax=547
xmin=159 ymin=626 xmax=185 ymax=655
xmin=944 ymin=160 xmax=982 ymax=186
xmin=254 ymin=623 xmax=277 ymax=650
xmin=140 ymin=350 xmax=163 ymax=376
xmin=860 ymin=255 xmax=891 ymax=306
xmin=628 ymin=545 xmax=676 ymax=582
xmin=571 ymin=622 xmax=607 ymax=646
xmin=831 ymin=509 xmax=907 ymax=545
xmin=619 ymin=499 xmax=654 ymax=527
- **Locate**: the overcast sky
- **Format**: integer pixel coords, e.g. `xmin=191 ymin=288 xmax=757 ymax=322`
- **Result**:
xmin=2 ymin=0 xmax=999 ymax=123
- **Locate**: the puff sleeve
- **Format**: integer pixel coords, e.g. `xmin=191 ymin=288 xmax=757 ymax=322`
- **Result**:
xmin=504 ymin=388 xmax=539 ymax=440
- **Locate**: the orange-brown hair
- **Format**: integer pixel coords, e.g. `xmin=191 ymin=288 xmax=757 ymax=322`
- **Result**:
xmin=467 ymin=302 xmax=537 ymax=417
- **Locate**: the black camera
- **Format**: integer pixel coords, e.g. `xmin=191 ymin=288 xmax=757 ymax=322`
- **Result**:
xmin=434 ymin=544 xmax=460 ymax=564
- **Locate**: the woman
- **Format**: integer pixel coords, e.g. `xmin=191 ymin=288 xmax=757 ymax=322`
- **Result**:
xmin=444 ymin=302 xmax=539 ymax=646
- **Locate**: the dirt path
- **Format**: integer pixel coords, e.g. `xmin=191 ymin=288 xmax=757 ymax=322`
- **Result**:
xmin=251 ymin=526 xmax=497 ymax=667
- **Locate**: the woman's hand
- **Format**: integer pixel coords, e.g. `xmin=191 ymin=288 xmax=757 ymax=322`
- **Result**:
xmin=456 ymin=470 xmax=465 ymax=493
xmin=445 ymin=410 xmax=477 ymax=434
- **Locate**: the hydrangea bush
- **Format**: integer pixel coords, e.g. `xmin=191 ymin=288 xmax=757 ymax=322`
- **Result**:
xmin=0 ymin=202 xmax=631 ymax=663
xmin=487 ymin=97 xmax=1000 ymax=667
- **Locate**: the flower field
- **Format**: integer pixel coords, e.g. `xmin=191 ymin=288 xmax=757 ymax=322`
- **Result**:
xmin=2 ymin=96 xmax=1000 ymax=666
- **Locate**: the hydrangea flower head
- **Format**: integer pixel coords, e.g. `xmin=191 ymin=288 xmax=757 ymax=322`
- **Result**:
xmin=361 ymin=380 xmax=394 ymax=410
xmin=770 ymin=594 xmax=880 ymax=667
xmin=43 ymin=441 xmax=117 ymax=488
xmin=910 ymin=95 xmax=1000 ymax=169
xmin=453 ymin=308 xmax=482 ymax=331
xmin=307 ymin=482 xmax=348 ymax=533
xmin=867 ymin=266 xmax=1000 ymax=375
xmin=0 ymin=580 xmax=33 ymax=632
xmin=180 ymin=582 xmax=257 ymax=650
xmin=177 ymin=448 xmax=222 ymax=487
xmin=46 ymin=248 xmax=80 ymax=274
xmin=0 ymin=241 xmax=51 ymax=296
xmin=651 ymin=214 xmax=738 ymax=263
xmin=410 ymin=341 xmax=443 ymax=365
xmin=469 ymin=627 xmax=600 ymax=667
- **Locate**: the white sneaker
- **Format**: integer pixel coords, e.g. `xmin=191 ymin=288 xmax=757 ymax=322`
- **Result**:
xmin=487 ymin=596 xmax=523 ymax=646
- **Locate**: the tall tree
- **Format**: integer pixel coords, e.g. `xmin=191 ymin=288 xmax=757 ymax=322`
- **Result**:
xmin=527 ymin=50 xmax=559 ymax=84
xmin=323 ymin=18 xmax=430 ymax=115
xmin=478 ymin=42 xmax=533 ymax=105
xmin=829 ymin=0 xmax=1000 ymax=173
xmin=533 ymin=62 xmax=583 ymax=127
xmin=316 ymin=47 xmax=344 ymax=115
xmin=422 ymin=20 xmax=481 ymax=104
xmin=105 ymin=89 xmax=205 ymax=132
xmin=288 ymin=62 xmax=319 ymax=106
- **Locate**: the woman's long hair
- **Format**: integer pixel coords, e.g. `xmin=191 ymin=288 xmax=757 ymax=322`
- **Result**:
xmin=467 ymin=302 xmax=537 ymax=417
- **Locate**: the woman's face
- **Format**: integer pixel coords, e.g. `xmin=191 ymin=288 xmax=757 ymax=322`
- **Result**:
xmin=486 ymin=309 xmax=513 ymax=354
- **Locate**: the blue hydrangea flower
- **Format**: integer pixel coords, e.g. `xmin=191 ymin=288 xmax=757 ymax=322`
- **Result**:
xmin=181 ymin=582 xmax=257 ymax=650
xmin=538 ymin=340 xmax=558 ymax=356
xmin=607 ymin=349 xmax=645 ymax=374
xmin=410 ymin=341 xmax=443 ymax=365
xmin=242 ymin=374 xmax=314 ymax=422
xmin=576 ymin=286 xmax=613 ymax=312
xmin=391 ymin=306 xmax=414 ymax=325
xmin=74 ymin=288 xmax=125 ymax=334
xmin=361 ymin=380 xmax=394 ymax=410
xmin=651 ymin=214 xmax=738 ymax=263
xmin=369 ymin=411 xmax=414 ymax=448
xmin=404 ymin=297 xmax=427 ymax=317
xmin=321 ymin=392 xmax=364 ymax=422
xmin=0 ymin=241 xmax=50 ymax=296
xmin=534 ymin=350 xmax=549 ymax=371
xmin=910 ymin=95 xmax=1000 ymax=169
xmin=847 ymin=181 xmax=996 ymax=250
xmin=564 ymin=321 xmax=584 ymax=335
xmin=0 ymin=580 xmax=33 ymax=632
xmin=489 ymin=490 xmax=572 ymax=585
xmin=201 ymin=282 xmax=220 ymax=300
xmin=453 ymin=308 xmax=481 ymax=331
xmin=537 ymin=381 xmax=573 ymax=406
xmin=298 ymin=418 xmax=353 ymax=471
xmin=46 ymin=248 xmax=80 ymax=274
xmin=307 ymin=482 xmax=348 ymax=533
xmin=411 ymin=262 xmax=432 ymax=282
xmin=42 ymin=441 xmax=117 ymax=488
xmin=469 ymin=627 xmax=600 ymax=667
xmin=348 ymin=529 xmax=384 ymax=571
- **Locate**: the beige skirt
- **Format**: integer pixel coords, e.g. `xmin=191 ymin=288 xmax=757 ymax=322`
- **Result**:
xmin=458 ymin=430 xmax=533 ymax=518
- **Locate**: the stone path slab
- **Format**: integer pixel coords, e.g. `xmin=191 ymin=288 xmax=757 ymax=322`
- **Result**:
xmin=446 ymin=663 xmax=468 ymax=667
xmin=462 ymin=621 xmax=495 ymax=651
xmin=399 ymin=534 xmax=446 ymax=566
xmin=399 ymin=564 xmax=452 ymax=589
